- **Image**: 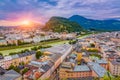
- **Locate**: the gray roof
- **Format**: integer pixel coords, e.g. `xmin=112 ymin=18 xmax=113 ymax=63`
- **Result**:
xmin=44 ymin=44 xmax=71 ymax=54
xmin=0 ymin=55 xmax=4 ymax=60
xmin=11 ymin=54 xmax=19 ymax=59
xmin=0 ymin=40 xmax=6 ymax=42
xmin=74 ymin=65 xmax=90 ymax=72
xmin=111 ymin=60 xmax=120 ymax=65
xmin=61 ymin=62 xmax=72 ymax=69
xmin=30 ymin=60 xmax=54 ymax=71
xmin=69 ymin=54 xmax=77 ymax=58
xmin=88 ymin=62 xmax=107 ymax=77
xmin=0 ymin=70 xmax=21 ymax=80
xmin=50 ymin=53 xmax=62 ymax=61
xmin=18 ymin=51 xmax=36 ymax=58
xmin=96 ymin=59 xmax=108 ymax=64
xmin=41 ymin=64 xmax=51 ymax=72
xmin=0 ymin=67 xmax=7 ymax=75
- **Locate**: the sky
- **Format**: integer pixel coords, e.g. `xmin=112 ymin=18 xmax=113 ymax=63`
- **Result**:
xmin=0 ymin=0 xmax=120 ymax=23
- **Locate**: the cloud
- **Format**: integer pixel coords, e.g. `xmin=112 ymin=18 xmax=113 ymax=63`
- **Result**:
xmin=0 ymin=0 xmax=120 ymax=22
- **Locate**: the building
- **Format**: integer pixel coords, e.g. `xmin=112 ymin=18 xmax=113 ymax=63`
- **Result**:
xmin=0 ymin=69 xmax=22 ymax=80
xmin=3 ymin=56 xmax=12 ymax=69
xmin=109 ymin=58 xmax=120 ymax=76
xmin=0 ymin=66 xmax=7 ymax=75
xmin=0 ymin=40 xmax=7 ymax=46
xmin=0 ymin=55 xmax=4 ymax=68
xmin=88 ymin=62 xmax=107 ymax=78
xmin=0 ymin=51 xmax=36 ymax=69
xmin=59 ymin=62 xmax=92 ymax=80
xmin=24 ymin=44 xmax=72 ymax=80
xmin=95 ymin=59 xmax=108 ymax=70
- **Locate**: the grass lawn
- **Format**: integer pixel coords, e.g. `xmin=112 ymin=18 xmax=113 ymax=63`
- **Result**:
xmin=0 ymin=40 xmax=69 ymax=56
xmin=77 ymin=33 xmax=92 ymax=39
xmin=0 ymin=33 xmax=92 ymax=56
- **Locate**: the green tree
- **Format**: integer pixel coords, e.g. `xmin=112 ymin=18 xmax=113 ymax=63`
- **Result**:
xmin=14 ymin=66 xmax=20 ymax=73
xmin=38 ymin=45 xmax=42 ymax=49
xmin=93 ymin=77 xmax=99 ymax=80
xmin=8 ymin=65 xmax=14 ymax=70
xmin=103 ymin=75 xmax=110 ymax=80
xmin=0 ymin=53 xmax=3 ymax=56
xmin=24 ymin=49 xmax=30 ymax=52
xmin=113 ymin=76 xmax=120 ymax=80
xmin=8 ymin=65 xmax=20 ymax=73
xmin=18 ymin=40 xmax=23 ymax=45
xmin=31 ymin=46 xmax=38 ymax=51
xmin=19 ymin=61 xmax=25 ymax=65
xmin=22 ymin=68 xmax=29 ymax=75
xmin=90 ymin=43 xmax=95 ymax=47
xmin=35 ymin=51 xmax=43 ymax=59
xmin=103 ymin=72 xmax=114 ymax=80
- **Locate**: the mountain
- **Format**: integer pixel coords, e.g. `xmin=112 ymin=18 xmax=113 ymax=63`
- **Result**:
xmin=69 ymin=15 xmax=120 ymax=31
xmin=43 ymin=16 xmax=83 ymax=33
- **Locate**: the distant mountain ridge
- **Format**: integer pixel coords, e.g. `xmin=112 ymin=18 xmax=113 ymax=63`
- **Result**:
xmin=69 ymin=15 xmax=120 ymax=31
xmin=43 ymin=16 xmax=83 ymax=32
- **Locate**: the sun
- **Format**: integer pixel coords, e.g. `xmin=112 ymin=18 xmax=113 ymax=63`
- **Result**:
xmin=21 ymin=20 xmax=30 ymax=25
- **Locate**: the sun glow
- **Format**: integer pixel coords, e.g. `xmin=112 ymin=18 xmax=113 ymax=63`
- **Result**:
xmin=21 ymin=20 xmax=31 ymax=25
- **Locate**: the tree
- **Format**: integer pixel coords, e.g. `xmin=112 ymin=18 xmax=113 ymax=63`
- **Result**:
xmin=9 ymin=52 xmax=17 ymax=55
xmin=8 ymin=65 xmax=20 ymax=73
xmin=19 ymin=61 xmax=25 ymax=65
xmin=77 ymin=53 xmax=82 ymax=65
xmin=93 ymin=77 xmax=99 ymax=80
xmin=103 ymin=72 xmax=114 ymax=80
xmin=31 ymin=46 xmax=38 ymax=51
xmin=87 ymin=48 xmax=99 ymax=52
xmin=14 ymin=66 xmax=20 ymax=73
xmin=90 ymin=43 xmax=95 ymax=47
xmin=18 ymin=40 xmax=23 ymax=45
xmin=77 ymin=53 xmax=82 ymax=62
xmin=22 ymin=68 xmax=29 ymax=75
xmin=103 ymin=75 xmax=111 ymax=80
xmin=8 ymin=65 xmax=14 ymax=70
xmin=114 ymin=76 xmax=120 ymax=80
xmin=35 ymin=51 xmax=43 ymax=59
xmin=23 ymin=49 xmax=30 ymax=52
xmin=0 ymin=53 xmax=3 ymax=56
xmin=38 ymin=45 xmax=42 ymax=49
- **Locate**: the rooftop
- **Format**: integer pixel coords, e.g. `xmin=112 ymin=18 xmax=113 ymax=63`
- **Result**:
xmin=0 ymin=70 xmax=21 ymax=80
xmin=0 ymin=67 xmax=7 ymax=75
xmin=44 ymin=44 xmax=71 ymax=54
xmin=111 ymin=59 xmax=120 ymax=65
xmin=88 ymin=62 xmax=107 ymax=77
xmin=74 ymin=65 xmax=90 ymax=72
xmin=61 ymin=62 xmax=72 ymax=69
xmin=95 ymin=59 xmax=108 ymax=64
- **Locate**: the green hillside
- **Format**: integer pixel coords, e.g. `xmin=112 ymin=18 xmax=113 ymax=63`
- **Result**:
xmin=43 ymin=17 xmax=83 ymax=33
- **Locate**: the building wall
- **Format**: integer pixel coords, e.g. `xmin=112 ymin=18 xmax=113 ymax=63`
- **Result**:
xmin=100 ymin=64 xmax=108 ymax=70
xmin=0 ymin=59 xmax=4 ymax=68
xmin=91 ymin=70 xmax=98 ymax=77
xmin=40 ymin=46 xmax=72 ymax=79
xmin=40 ymin=57 xmax=62 ymax=79
xmin=4 ymin=60 xmax=12 ymax=69
xmin=12 ymin=58 xmax=20 ymax=66
xmin=1 ymin=54 xmax=35 ymax=69
xmin=59 ymin=71 xmax=92 ymax=79
xmin=15 ymin=76 xmax=22 ymax=80
xmin=0 ymin=41 xmax=7 ymax=45
xmin=109 ymin=62 xmax=120 ymax=76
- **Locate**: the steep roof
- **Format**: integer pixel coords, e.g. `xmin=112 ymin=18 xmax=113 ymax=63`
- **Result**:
xmin=0 ymin=70 xmax=21 ymax=80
